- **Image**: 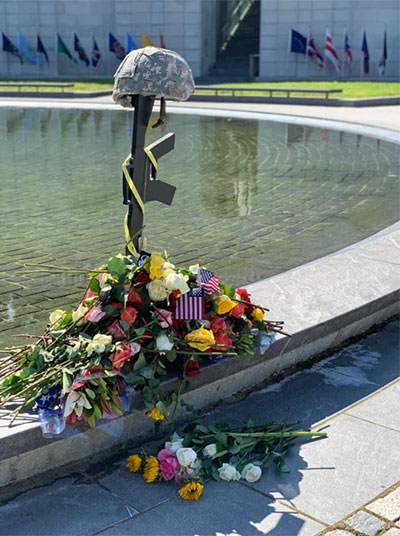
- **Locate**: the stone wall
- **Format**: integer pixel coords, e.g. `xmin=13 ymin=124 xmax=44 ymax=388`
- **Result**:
xmin=259 ymin=0 xmax=399 ymax=81
xmin=0 ymin=0 xmax=209 ymax=79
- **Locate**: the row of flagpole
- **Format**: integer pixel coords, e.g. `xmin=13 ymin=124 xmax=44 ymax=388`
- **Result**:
xmin=289 ymin=27 xmax=388 ymax=76
xmin=1 ymin=31 xmax=163 ymax=70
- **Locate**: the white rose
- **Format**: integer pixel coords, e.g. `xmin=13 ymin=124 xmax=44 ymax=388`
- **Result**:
xmin=163 ymin=273 xmax=189 ymax=295
xmin=86 ymin=333 xmax=112 ymax=356
xmin=146 ymin=279 xmax=169 ymax=302
xmin=241 ymin=463 xmax=262 ymax=483
xmin=156 ymin=332 xmax=174 ymax=352
xmin=176 ymin=447 xmax=197 ymax=468
xmin=218 ymin=463 xmax=241 ymax=482
xmin=202 ymin=443 xmax=217 ymax=457
xmin=165 ymin=432 xmax=184 ymax=453
xmin=49 ymin=309 xmax=65 ymax=327
xmin=72 ymin=303 xmax=89 ymax=325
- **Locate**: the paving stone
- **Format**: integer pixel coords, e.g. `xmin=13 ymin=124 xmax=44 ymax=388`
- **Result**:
xmin=99 ymin=480 xmax=325 ymax=536
xmin=345 ymin=510 xmax=386 ymax=536
xmin=366 ymin=486 xmax=400 ymax=522
xmin=249 ymin=415 xmax=400 ymax=525
xmin=383 ymin=528 xmax=400 ymax=536
xmin=0 ymin=476 xmax=134 ymax=535
xmin=346 ymin=382 xmax=400 ymax=431
xmin=324 ymin=531 xmax=353 ymax=536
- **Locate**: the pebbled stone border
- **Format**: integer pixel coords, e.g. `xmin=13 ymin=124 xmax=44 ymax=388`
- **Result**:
xmin=0 ymin=103 xmax=399 ymax=489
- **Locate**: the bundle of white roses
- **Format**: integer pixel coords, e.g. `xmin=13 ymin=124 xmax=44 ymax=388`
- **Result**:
xmin=126 ymin=420 xmax=326 ymax=500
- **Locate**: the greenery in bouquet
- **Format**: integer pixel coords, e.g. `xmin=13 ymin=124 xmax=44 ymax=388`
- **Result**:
xmin=126 ymin=420 xmax=326 ymax=500
xmin=0 ymin=252 xmax=285 ymax=428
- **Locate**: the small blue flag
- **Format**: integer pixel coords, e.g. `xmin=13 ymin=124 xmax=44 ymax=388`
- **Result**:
xmin=361 ymin=30 xmax=369 ymax=74
xmin=109 ymin=32 xmax=125 ymax=60
xmin=289 ymin=29 xmax=307 ymax=54
xmin=74 ymin=33 xmax=89 ymax=66
xmin=18 ymin=32 xmax=42 ymax=64
xmin=37 ymin=34 xmax=49 ymax=64
xmin=126 ymin=33 xmax=138 ymax=53
xmin=2 ymin=33 xmax=23 ymax=63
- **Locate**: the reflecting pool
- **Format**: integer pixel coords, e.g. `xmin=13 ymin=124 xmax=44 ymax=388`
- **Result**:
xmin=0 ymin=107 xmax=399 ymax=347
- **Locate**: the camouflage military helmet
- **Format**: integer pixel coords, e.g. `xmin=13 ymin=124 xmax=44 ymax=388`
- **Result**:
xmin=113 ymin=46 xmax=195 ymax=108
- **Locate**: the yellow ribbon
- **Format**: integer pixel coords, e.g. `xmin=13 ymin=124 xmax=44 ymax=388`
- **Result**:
xmin=122 ymin=148 xmax=157 ymax=257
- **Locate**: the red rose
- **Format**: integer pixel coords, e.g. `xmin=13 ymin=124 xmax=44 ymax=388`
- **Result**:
xmin=214 ymin=332 xmax=233 ymax=351
xmin=121 ymin=306 xmax=138 ymax=325
xmin=236 ymin=288 xmax=250 ymax=302
xmin=229 ymin=302 xmax=246 ymax=319
xmin=139 ymin=330 xmax=153 ymax=344
xmin=110 ymin=342 xmax=132 ymax=370
xmin=134 ymin=270 xmax=151 ymax=285
xmin=208 ymin=316 xmax=227 ymax=334
xmin=185 ymin=359 xmax=201 ymax=377
xmin=127 ymin=289 xmax=144 ymax=307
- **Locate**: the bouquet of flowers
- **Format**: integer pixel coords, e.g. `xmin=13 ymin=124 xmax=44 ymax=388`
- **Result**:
xmin=127 ymin=420 xmax=326 ymax=500
xmin=0 ymin=252 xmax=285 ymax=431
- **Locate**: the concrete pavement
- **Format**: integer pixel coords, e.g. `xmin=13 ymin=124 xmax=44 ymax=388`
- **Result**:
xmin=0 ymin=319 xmax=398 ymax=536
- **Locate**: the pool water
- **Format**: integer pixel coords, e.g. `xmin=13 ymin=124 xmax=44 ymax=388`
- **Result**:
xmin=0 ymin=107 xmax=398 ymax=348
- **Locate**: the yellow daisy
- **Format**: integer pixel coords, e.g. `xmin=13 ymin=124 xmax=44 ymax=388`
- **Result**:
xmin=126 ymin=454 xmax=142 ymax=473
xmin=178 ymin=481 xmax=204 ymax=500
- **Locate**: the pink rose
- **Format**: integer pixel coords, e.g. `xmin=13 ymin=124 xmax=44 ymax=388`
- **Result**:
xmin=156 ymin=309 xmax=173 ymax=328
xmin=84 ymin=305 xmax=105 ymax=323
xmin=84 ymin=288 xmax=98 ymax=301
xmin=108 ymin=320 xmax=126 ymax=340
xmin=157 ymin=449 xmax=180 ymax=481
xmin=130 ymin=342 xmax=141 ymax=355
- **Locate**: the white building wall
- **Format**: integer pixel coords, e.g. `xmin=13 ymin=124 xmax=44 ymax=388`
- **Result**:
xmin=259 ymin=0 xmax=400 ymax=81
xmin=0 ymin=0 xmax=213 ymax=79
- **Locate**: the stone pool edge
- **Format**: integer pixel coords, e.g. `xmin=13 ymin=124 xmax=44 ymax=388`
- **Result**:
xmin=1 ymin=221 xmax=399 ymax=490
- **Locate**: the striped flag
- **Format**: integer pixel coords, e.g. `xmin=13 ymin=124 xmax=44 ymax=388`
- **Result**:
xmin=344 ymin=31 xmax=353 ymax=72
xmin=361 ymin=29 xmax=369 ymax=74
xmin=307 ymin=34 xmax=324 ymax=70
xmin=197 ymin=268 xmax=221 ymax=295
xmin=175 ymin=288 xmax=205 ymax=320
xmin=324 ymin=28 xmax=341 ymax=73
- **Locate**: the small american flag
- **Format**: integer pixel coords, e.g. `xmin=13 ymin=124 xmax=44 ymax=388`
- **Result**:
xmin=175 ymin=288 xmax=205 ymax=320
xmin=197 ymin=268 xmax=221 ymax=295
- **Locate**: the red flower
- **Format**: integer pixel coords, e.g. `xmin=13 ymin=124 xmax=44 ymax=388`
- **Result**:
xmin=208 ymin=316 xmax=227 ymax=334
xmin=110 ymin=342 xmax=132 ymax=370
xmin=172 ymin=319 xmax=186 ymax=334
xmin=139 ymin=330 xmax=153 ymax=344
xmin=127 ymin=289 xmax=144 ymax=307
xmin=185 ymin=360 xmax=201 ymax=377
xmin=214 ymin=332 xmax=233 ymax=351
xmin=120 ymin=306 xmax=138 ymax=326
xmin=134 ymin=271 xmax=151 ymax=285
xmin=111 ymin=302 xmax=123 ymax=310
xmin=235 ymin=288 xmax=255 ymax=315
xmin=229 ymin=302 xmax=246 ymax=319
xmin=108 ymin=319 xmax=126 ymax=340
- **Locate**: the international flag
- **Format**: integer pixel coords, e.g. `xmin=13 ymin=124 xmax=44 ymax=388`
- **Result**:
xmin=142 ymin=33 xmax=155 ymax=47
xmin=74 ymin=33 xmax=89 ymax=66
xmin=160 ymin=34 xmax=166 ymax=48
xmin=2 ymin=33 xmax=23 ymax=63
xmin=324 ymin=28 xmax=341 ymax=73
xmin=344 ymin=31 xmax=353 ymax=72
xmin=288 ymin=29 xmax=307 ymax=54
xmin=126 ymin=33 xmax=137 ymax=52
xmin=361 ymin=29 xmax=369 ymax=74
xmin=197 ymin=268 xmax=221 ymax=296
xmin=307 ymin=34 xmax=324 ymax=70
xmin=57 ymin=34 xmax=77 ymax=63
xmin=91 ymin=34 xmax=101 ymax=70
xmin=37 ymin=35 xmax=49 ymax=64
xmin=17 ymin=32 xmax=41 ymax=64
xmin=175 ymin=288 xmax=205 ymax=320
xmin=109 ymin=32 xmax=125 ymax=60
xmin=379 ymin=30 xmax=387 ymax=76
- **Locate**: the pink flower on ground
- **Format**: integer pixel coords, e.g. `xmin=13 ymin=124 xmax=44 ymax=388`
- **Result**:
xmin=84 ymin=305 xmax=105 ymax=323
xmin=156 ymin=309 xmax=173 ymax=328
xmin=157 ymin=449 xmax=180 ymax=481
xmin=108 ymin=320 xmax=126 ymax=340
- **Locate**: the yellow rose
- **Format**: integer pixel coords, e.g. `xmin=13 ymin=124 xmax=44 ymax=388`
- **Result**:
xmin=149 ymin=252 xmax=169 ymax=280
xmin=185 ymin=327 xmax=215 ymax=352
xmin=146 ymin=279 xmax=169 ymax=302
xmin=252 ymin=308 xmax=264 ymax=321
xmin=216 ymin=295 xmax=237 ymax=315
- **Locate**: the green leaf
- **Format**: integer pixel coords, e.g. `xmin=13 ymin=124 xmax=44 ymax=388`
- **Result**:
xmin=215 ymin=432 xmax=228 ymax=446
xmin=85 ymin=388 xmax=96 ymax=400
xmin=220 ymin=283 xmax=235 ymax=298
xmin=89 ymin=278 xmax=100 ymax=293
xmin=149 ymin=379 xmax=160 ymax=389
xmin=120 ymin=320 xmax=130 ymax=332
xmin=142 ymin=386 xmax=155 ymax=404
xmin=195 ymin=424 xmax=209 ymax=434
xmin=20 ymin=367 xmax=35 ymax=379
xmin=93 ymin=404 xmax=103 ymax=419
xmin=133 ymin=353 xmax=147 ymax=371
xmin=107 ymin=257 xmax=127 ymax=280
xmin=229 ymin=444 xmax=242 ymax=455
xmin=140 ymin=367 xmax=154 ymax=380
xmin=164 ymin=350 xmax=177 ymax=363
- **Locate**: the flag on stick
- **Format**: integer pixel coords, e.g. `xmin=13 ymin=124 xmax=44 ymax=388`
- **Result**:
xmin=288 ymin=29 xmax=307 ymax=54
xmin=175 ymin=288 xmax=205 ymax=320
xmin=2 ymin=33 xmax=23 ymax=63
xmin=307 ymin=34 xmax=324 ymax=70
xmin=74 ymin=33 xmax=89 ymax=66
xmin=160 ymin=34 xmax=166 ymax=48
xmin=197 ymin=268 xmax=221 ymax=296
xmin=91 ymin=35 xmax=101 ymax=70
xmin=57 ymin=34 xmax=77 ymax=63
xmin=344 ymin=31 xmax=353 ymax=72
xmin=109 ymin=32 xmax=125 ymax=60
xmin=379 ymin=29 xmax=387 ymax=75
xmin=37 ymin=35 xmax=49 ymax=64
xmin=324 ymin=28 xmax=341 ymax=73
xmin=126 ymin=33 xmax=137 ymax=52
xmin=142 ymin=33 xmax=155 ymax=47
xmin=18 ymin=32 xmax=42 ymax=64
xmin=361 ymin=29 xmax=369 ymax=74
